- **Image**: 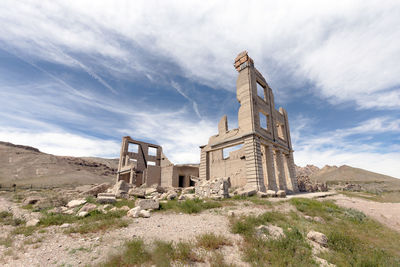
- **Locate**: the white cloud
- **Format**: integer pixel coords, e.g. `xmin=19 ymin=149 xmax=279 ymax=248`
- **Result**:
xmin=1 ymin=0 xmax=399 ymax=108
xmin=0 ymin=127 xmax=120 ymax=158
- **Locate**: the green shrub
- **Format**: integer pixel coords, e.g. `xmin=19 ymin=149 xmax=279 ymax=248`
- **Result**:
xmin=159 ymin=199 xmax=222 ymax=214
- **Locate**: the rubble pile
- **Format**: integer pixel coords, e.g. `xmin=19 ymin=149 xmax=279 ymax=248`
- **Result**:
xmin=297 ymin=175 xmax=328 ymax=192
xmin=194 ymin=177 xmax=230 ymax=199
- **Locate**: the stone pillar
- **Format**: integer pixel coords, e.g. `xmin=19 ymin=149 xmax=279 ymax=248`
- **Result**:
xmin=283 ymin=154 xmax=293 ymax=193
xmin=265 ymin=144 xmax=278 ymax=191
xmin=243 ymin=135 xmax=266 ymax=192
xmin=199 ymin=147 xmax=208 ymax=180
xmin=274 ymin=150 xmax=287 ymax=191
xmin=287 ymin=152 xmax=299 ymax=192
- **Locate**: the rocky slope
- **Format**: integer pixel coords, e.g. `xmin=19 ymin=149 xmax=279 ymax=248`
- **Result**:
xmin=0 ymin=141 xmax=118 ymax=187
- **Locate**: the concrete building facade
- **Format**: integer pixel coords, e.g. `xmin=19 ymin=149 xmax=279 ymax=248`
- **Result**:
xmin=199 ymin=51 xmax=299 ymax=194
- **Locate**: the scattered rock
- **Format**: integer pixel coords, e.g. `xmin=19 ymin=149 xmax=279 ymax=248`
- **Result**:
xmin=304 ymin=215 xmax=313 ymax=221
xmin=97 ymin=193 xmax=116 ymax=204
xmin=79 ymin=183 xmax=110 ymax=197
xmin=182 ymin=187 xmax=195 ymax=194
xmin=266 ymin=190 xmax=277 ymax=197
xmin=127 ymin=207 xmax=141 ymax=218
xmin=119 ymin=206 xmax=130 ymax=211
xmin=167 ymin=191 xmax=178 ymax=200
xmin=78 ymin=203 xmax=97 ymax=213
xmin=112 ymin=180 xmax=132 ymax=195
xmin=256 ymin=225 xmax=285 ymax=240
xmin=77 ymin=211 xmax=89 ymax=217
xmin=60 ymin=223 xmax=71 ymax=228
xmin=139 ymin=210 xmax=151 ymax=218
xmin=145 ymin=188 xmax=157 ymax=195
xmin=276 ymin=190 xmax=286 ymax=198
xmin=195 ymin=177 xmax=230 ymax=198
xmin=135 ymin=199 xmax=159 ymax=210
xmin=257 ymin=191 xmax=268 ymax=198
xmin=26 ymin=218 xmax=40 ymax=227
xmin=128 ymin=188 xmax=146 ymax=198
xmin=307 ymin=230 xmax=328 ymax=247
xmin=178 ymin=194 xmax=186 ymax=201
xmin=66 ymin=199 xmax=86 ymax=208
xmin=313 ymin=217 xmax=325 ymax=223
xmin=48 ymin=207 xmax=63 ymax=214
xmin=63 ymin=209 xmax=75 ymax=215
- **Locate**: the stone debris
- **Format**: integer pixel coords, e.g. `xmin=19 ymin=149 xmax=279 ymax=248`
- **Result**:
xmin=66 ymin=199 xmax=86 ymax=208
xmin=256 ymin=225 xmax=285 ymax=240
xmin=135 ymin=199 xmax=159 ymax=210
xmin=234 ymin=188 xmax=256 ymax=197
xmin=97 ymin=193 xmax=116 ymax=204
xmin=79 ymin=183 xmax=110 ymax=197
xmin=307 ymin=230 xmax=328 ymax=247
xmin=195 ymin=177 xmax=230 ymax=199
xmin=139 ymin=210 xmax=151 ymax=218
xmin=128 ymin=188 xmax=146 ymax=198
xmin=297 ymin=175 xmax=328 ymax=192
xmin=276 ymin=190 xmax=286 ymax=198
xmin=78 ymin=203 xmax=97 ymax=213
xmin=77 ymin=211 xmax=89 ymax=217
xmin=127 ymin=207 xmax=141 ymax=218
xmin=60 ymin=223 xmax=71 ymax=228
xmin=26 ymin=218 xmax=40 ymax=227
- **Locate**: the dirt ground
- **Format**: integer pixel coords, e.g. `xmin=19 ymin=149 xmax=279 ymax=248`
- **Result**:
xmin=2 ymin=191 xmax=400 ymax=266
xmin=327 ymin=193 xmax=400 ymax=233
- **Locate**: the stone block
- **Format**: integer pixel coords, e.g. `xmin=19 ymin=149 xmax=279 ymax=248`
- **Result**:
xmin=307 ymin=231 xmax=328 ymax=247
xmin=79 ymin=183 xmax=110 ymax=197
xmin=128 ymin=188 xmax=146 ymax=198
xmin=276 ymin=190 xmax=286 ymax=198
xmin=66 ymin=199 xmax=86 ymax=208
xmin=135 ymin=199 xmax=159 ymax=210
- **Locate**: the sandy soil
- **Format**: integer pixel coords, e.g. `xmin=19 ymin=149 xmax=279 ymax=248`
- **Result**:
xmin=327 ymin=194 xmax=400 ymax=232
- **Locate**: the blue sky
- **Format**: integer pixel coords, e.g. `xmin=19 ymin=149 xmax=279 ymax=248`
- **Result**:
xmin=0 ymin=0 xmax=399 ymax=178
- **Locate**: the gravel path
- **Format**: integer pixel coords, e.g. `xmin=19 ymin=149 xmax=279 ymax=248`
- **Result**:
xmin=327 ymin=194 xmax=400 ymax=232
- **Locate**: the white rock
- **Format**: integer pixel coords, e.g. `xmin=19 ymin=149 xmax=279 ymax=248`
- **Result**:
xmin=127 ymin=207 xmax=141 ymax=218
xmin=276 ymin=190 xmax=286 ymax=198
xmin=60 ymin=223 xmax=71 ymax=228
xmin=139 ymin=210 xmax=151 ymax=218
xmin=256 ymin=225 xmax=285 ymax=240
xmin=77 ymin=211 xmax=89 ymax=217
xmin=66 ymin=199 xmax=86 ymax=208
xmin=78 ymin=203 xmax=97 ymax=213
xmin=307 ymin=231 xmax=328 ymax=247
xmin=135 ymin=199 xmax=159 ymax=210
xmin=26 ymin=219 xmax=40 ymax=227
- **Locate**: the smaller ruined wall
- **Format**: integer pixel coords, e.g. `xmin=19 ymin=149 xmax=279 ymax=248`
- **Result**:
xmin=160 ymin=165 xmax=174 ymax=187
xmin=171 ymin=165 xmax=199 ymax=188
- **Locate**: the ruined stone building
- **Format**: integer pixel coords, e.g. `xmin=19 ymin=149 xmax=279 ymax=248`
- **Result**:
xmin=199 ymin=51 xmax=299 ymax=194
xmin=116 ymin=136 xmax=198 ymax=188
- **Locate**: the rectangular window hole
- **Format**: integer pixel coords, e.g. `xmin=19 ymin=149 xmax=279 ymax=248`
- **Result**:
xmin=128 ymin=143 xmax=139 ymax=153
xmin=259 ymin=112 xmax=268 ymax=130
xmin=148 ymin=161 xmax=156 ymax=166
xmin=148 ymin=147 xmax=157 ymax=156
xmin=223 ymin=144 xmax=243 ymax=159
xmin=257 ymin=82 xmax=265 ymax=99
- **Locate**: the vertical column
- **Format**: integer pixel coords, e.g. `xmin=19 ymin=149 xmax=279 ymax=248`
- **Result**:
xmin=282 ymin=154 xmax=293 ymax=193
xmin=274 ymin=150 xmax=287 ymax=191
xmin=265 ymin=144 xmax=278 ymax=191
xmin=287 ymin=152 xmax=299 ymax=193
xmin=199 ymin=147 xmax=208 ymax=180
xmin=243 ymin=135 xmax=266 ymax=192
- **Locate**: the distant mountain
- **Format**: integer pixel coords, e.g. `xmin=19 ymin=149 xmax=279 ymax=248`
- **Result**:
xmin=296 ymin=164 xmax=400 ymax=193
xmin=0 ymin=141 xmax=118 ymax=187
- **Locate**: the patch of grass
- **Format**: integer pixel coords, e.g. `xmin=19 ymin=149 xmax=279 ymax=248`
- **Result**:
xmin=231 ymin=211 xmax=316 ymax=266
xmin=196 ymin=233 xmax=232 ymax=250
xmin=21 ymin=204 xmax=34 ymax=210
xmin=102 ymin=238 xmax=150 ymax=266
xmin=289 ymin=198 xmax=400 ymax=266
xmin=159 ymin=199 xmax=222 ymax=214
xmin=0 ymin=211 xmax=25 ymax=226
xmin=39 ymin=213 xmax=79 ymax=226
xmin=102 ymin=238 xmax=204 ymax=266
xmin=69 ymin=246 xmax=91 ymax=254
xmin=12 ymin=226 xmax=36 ymax=236
xmin=0 ymin=235 xmax=13 ymax=247
xmin=341 ymin=190 xmax=400 ymax=203
xmin=211 ymin=251 xmax=235 ymax=267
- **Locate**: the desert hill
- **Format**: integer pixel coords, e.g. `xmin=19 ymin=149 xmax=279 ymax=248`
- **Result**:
xmin=296 ymin=164 xmax=400 ymax=193
xmin=0 ymin=141 xmax=118 ymax=187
